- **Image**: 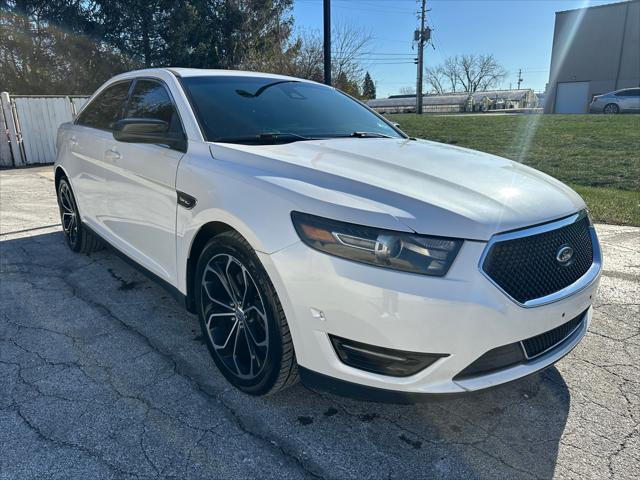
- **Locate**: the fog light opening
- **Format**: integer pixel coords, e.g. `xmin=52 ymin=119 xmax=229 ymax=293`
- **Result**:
xmin=330 ymin=335 xmax=447 ymax=377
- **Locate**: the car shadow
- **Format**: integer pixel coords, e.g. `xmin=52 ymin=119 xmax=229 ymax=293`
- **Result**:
xmin=1 ymin=230 xmax=570 ymax=479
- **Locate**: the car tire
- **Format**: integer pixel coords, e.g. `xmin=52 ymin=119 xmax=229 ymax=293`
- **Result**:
xmin=56 ymin=177 xmax=102 ymax=254
xmin=195 ymin=231 xmax=298 ymax=395
xmin=603 ymin=103 xmax=619 ymax=114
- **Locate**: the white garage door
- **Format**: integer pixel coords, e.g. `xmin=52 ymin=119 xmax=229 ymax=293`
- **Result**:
xmin=555 ymin=81 xmax=590 ymax=113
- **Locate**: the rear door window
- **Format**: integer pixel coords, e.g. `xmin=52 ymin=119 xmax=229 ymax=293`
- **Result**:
xmin=76 ymin=81 xmax=131 ymax=131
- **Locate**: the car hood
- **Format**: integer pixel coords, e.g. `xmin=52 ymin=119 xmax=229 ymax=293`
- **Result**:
xmin=210 ymin=138 xmax=585 ymax=241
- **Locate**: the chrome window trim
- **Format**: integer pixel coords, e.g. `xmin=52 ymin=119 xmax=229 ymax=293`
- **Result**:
xmin=478 ymin=210 xmax=602 ymax=308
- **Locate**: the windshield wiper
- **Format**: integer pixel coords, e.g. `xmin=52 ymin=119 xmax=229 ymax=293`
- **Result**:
xmin=321 ymin=131 xmax=395 ymax=139
xmin=235 ymin=81 xmax=299 ymax=98
xmin=348 ymin=131 xmax=394 ymax=138
xmin=213 ymin=132 xmax=317 ymax=145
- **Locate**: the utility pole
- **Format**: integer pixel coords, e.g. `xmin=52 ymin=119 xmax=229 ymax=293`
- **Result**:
xmin=415 ymin=0 xmax=428 ymax=114
xmin=323 ymin=0 xmax=331 ymax=86
xmin=517 ymin=68 xmax=523 ymax=89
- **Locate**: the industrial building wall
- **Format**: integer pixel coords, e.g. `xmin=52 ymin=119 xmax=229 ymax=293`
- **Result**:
xmin=545 ymin=0 xmax=640 ymax=113
xmin=617 ymin=0 xmax=640 ymax=88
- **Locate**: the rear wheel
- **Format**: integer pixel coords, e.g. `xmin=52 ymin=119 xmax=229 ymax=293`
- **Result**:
xmin=603 ymin=103 xmax=619 ymax=114
xmin=56 ymin=178 xmax=102 ymax=253
xmin=195 ymin=231 xmax=298 ymax=395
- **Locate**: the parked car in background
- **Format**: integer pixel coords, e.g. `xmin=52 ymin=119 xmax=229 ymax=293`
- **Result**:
xmin=55 ymin=68 xmax=602 ymax=400
xmin=589 ymin=87 xmax=640 ymax=114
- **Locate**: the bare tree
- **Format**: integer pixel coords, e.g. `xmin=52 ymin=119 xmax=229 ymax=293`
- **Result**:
xmin=425 ymin=67 xmax=447 ymax=94
xmin=398 ymin=86 xmax=416 ymax=95
xmin=253 ymin=21 xmax=372 ymax=96
xmin=425 ymin=54 xmax=507 ymax=93
xmin=457 ymin=54 xmax=507 ymax=92
xmin=330 ymin=21 xmax=372 ymax=83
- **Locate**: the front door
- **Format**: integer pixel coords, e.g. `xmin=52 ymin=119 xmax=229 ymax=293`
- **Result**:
xmin=101 ymin=78 xmax=186 ymax=285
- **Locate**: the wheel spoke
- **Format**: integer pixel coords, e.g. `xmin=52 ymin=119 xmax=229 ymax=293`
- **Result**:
xmin=224 ymin=256 xmax=244 ymax=304
xmin=203 ymin=278 xmax=235 ymax=311
xmin=212 ymin=317 xmax=238 ymax=351
xmin=60 ymin=187 xmax=74 ymax=213
xmin=232 ymin=321 xmax=243 ymax=375
xmin=68 ymin=215 xmax=77 ymax=243
xmin=59 ymin=190 xmax=70 ymax=211
xmin=244 ymin=315 xmax=268 ymax=348
xmin=244 ymin=305 xmax=267 ymax=321
xmin=62 ymin=212 xmax=73 ymax=232
xmin=206 ymin=312 xmax=236 ymax=329
xmin=206 ymin=263 xmax=237 ymax=306
xmin=240 ymin=266 xmax=249 ymax=307
xmin=242 ymin=326 xmax=258 ymax=375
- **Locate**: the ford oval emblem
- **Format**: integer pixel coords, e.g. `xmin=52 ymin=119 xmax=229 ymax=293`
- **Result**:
xmin=556 ymin=245 xmax=575 ymax=265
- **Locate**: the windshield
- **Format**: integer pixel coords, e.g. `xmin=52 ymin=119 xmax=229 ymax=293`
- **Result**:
xmin=180 ymin=76 xmax=404 ymax=144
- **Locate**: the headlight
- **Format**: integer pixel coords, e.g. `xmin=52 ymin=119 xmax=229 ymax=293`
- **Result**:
xmin=291 ymin=211 xmax=463 ymax=276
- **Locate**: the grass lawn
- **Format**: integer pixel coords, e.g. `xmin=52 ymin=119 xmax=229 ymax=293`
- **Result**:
xmin=388 ymin=114 xmax=640 ymax=226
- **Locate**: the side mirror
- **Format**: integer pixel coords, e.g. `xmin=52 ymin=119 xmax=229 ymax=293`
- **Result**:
xmin=392 ymin=122 xmax=400 ymax=128
xmin=113 ymin=118 xmax=187 ymax=152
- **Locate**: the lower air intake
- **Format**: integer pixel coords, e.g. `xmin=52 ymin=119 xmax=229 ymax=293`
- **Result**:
xmin=455 ymin=309 xmax=588 ymax=380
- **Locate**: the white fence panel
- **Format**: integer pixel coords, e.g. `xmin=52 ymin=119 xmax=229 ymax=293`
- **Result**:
xmin=13 ymin=97 xmax=76 ymax=165
xmin=71 ymin=97 xmax=89 ymax=115
xmin=1 ymin=92 xmax=23 ymax=166
xmin=0 ymin=105 xmax=12 ymax=167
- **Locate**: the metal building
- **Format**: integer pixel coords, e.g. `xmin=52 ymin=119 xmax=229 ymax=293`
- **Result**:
xmin=367 ymin=89 xmax=538 ymax=114
xmin=545 ymin=0 xmax=640 ymax=113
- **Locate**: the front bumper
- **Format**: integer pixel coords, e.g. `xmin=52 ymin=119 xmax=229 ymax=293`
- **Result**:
xmin=258 ymin=231 xmax=601 ymax=396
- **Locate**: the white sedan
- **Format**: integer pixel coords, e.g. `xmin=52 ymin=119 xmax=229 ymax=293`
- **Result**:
xmin=54 ymin=68 xmax=601 ymax=401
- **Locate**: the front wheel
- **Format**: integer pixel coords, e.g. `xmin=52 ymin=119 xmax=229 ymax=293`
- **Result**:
xmin=603 ymin=103 xmax=619 ymax=114
xmin=195 ymin=231 xmax=298 ymax=395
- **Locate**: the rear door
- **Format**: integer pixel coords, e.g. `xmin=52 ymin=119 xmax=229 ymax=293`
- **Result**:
xmin=101 ymin=78 xmax=186 ymax=284
xmin=70 ymin=81 xmax=131 ymax=222
xmin=623 ymin=89 xmax=640 ymax=111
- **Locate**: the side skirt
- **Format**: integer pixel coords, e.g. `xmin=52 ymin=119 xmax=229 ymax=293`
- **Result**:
xmin=84 ymin=224 xmax=189 ymax=311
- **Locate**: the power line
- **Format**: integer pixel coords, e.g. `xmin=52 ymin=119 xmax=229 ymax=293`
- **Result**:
xmin=342 ymin=52 xmax=416 ymax=56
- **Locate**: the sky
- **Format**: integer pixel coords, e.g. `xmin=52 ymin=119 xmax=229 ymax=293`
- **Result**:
xmin=292 ymin=0 xmax=623 ymax=97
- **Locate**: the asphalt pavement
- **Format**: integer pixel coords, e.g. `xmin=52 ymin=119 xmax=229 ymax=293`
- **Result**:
xmin=1 ymin=166 xmax=638 ymax=479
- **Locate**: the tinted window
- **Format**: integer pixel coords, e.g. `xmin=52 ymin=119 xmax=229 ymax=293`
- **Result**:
xmin=77 ymin=81 xmax=131 ymax=130
xmin=616 ymin=89 xmax=640 ymax=97
xmin=125 ymin=80 xmax=183 ymax=134
xmin=181 ymin=76 xmax=402 ymax=144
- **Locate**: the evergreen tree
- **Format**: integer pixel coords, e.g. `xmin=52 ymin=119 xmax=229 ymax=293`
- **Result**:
xmin=334 ymin=70 xmax=360 ymax=98
xmin=362 ymin=71 xmax=376 ymax=100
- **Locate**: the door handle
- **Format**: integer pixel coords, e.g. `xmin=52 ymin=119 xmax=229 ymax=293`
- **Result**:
xmin=69 ymin=136 xmax=78 ymax=147
xmin=105 ymin=148 xmax=122 ymax=161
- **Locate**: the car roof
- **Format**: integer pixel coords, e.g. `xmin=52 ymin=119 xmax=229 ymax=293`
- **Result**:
xmin=109 ymin=67 xmax=320 ymax=85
